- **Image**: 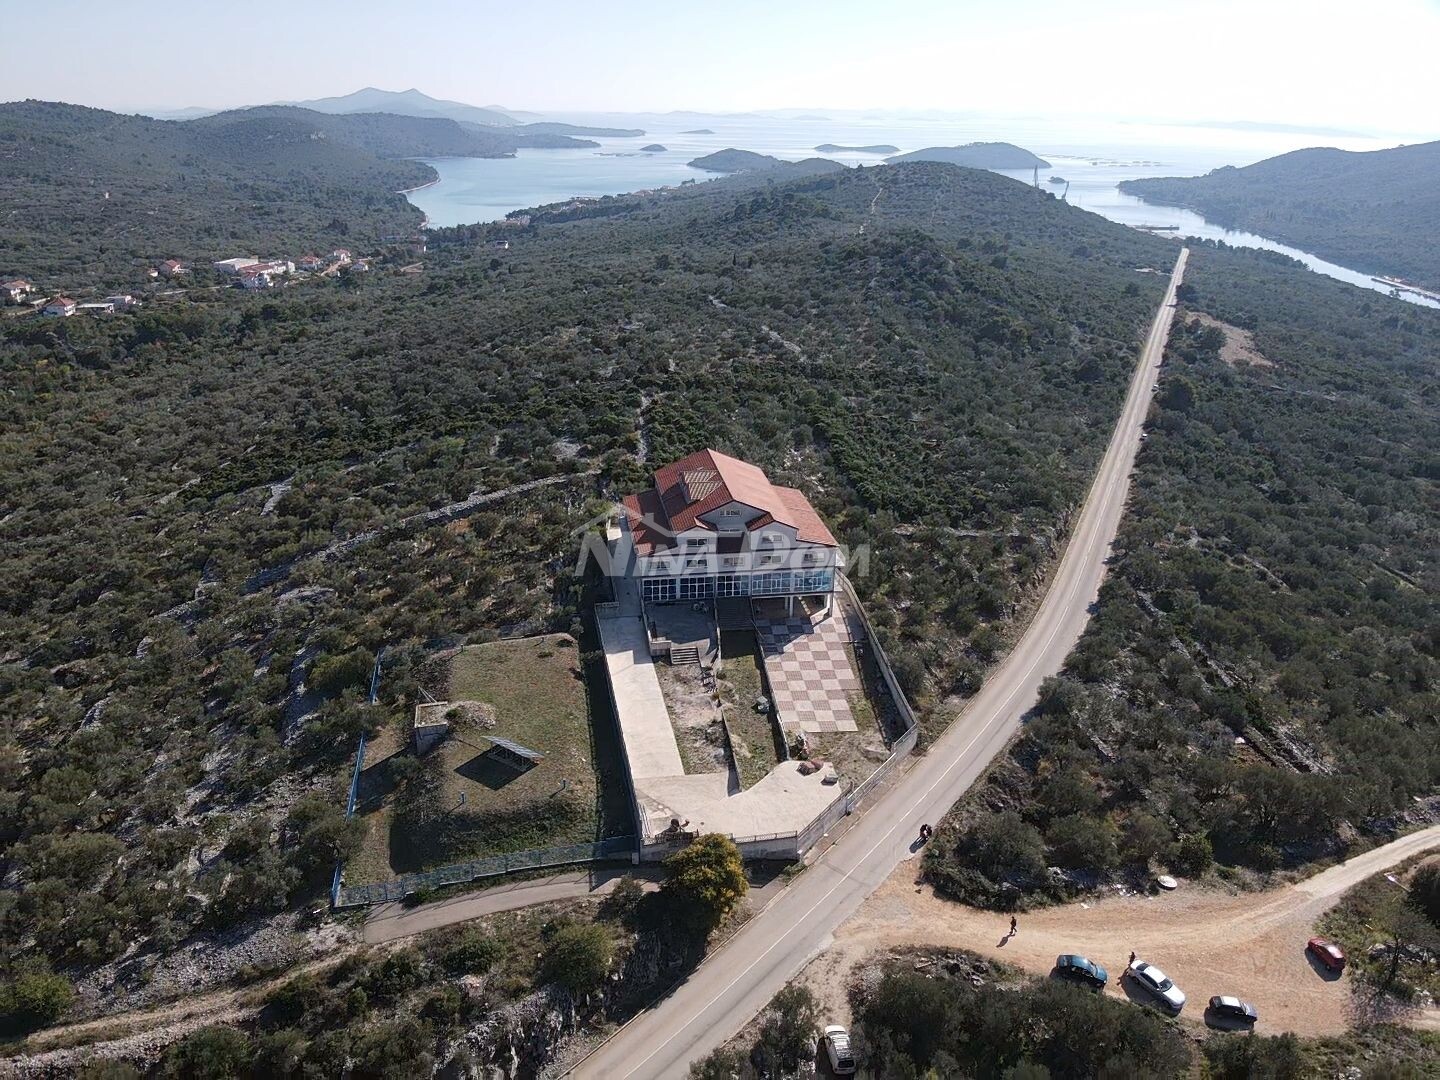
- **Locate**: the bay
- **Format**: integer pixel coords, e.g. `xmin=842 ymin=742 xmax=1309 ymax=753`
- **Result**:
xmin=404 ymin=113 xmax=1437 ymax=309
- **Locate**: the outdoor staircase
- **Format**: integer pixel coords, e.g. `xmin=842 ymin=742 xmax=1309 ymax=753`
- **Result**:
xmin=715 ymin=598 xmax=754 ymax=631
xmin=669 ymin=645 xmax=701 ymax=665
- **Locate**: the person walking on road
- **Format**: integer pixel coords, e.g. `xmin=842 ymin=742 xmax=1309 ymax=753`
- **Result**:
xmin=1009 ymin=916 xmax=1017 ymax=936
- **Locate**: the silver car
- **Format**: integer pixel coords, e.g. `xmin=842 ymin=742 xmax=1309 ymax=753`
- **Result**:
xmin=1126 ymin=959 xmax=1186 ymax=1013
xmin=822 ymin=1024 xmax=856 ymax=1075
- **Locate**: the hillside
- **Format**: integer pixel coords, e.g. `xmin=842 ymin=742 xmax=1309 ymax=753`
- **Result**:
xmin=928 ymin=241 xmax=1440 ymax=910
xmin=188 ymin=106 xmax=593 ymax=158
xmin=0 ymin=100 xmax=434 ymax=286
xmin=0 ymin=101 xmax=605 ymax=287
xmin=3 ymin=144 xmax=1436 ymax=1069
xmin=815 ymin=143 xmax=898 ymax=153
xmin=0 ymin=160 xmax=1178 ymax=1046
xmin=283 ymin=86 xmax=519 ymax=127
xmin=687 ymin=147 xmax=848 ymax=174
xmin=1120 ymin=140 xmax=1440 ymax=288
xmin=886 ymin=141 xmax=1050 ymax=169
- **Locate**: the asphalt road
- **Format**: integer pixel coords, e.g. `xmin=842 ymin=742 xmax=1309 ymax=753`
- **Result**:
xmin=572 ymin=247 xmax=1190 ymax=1079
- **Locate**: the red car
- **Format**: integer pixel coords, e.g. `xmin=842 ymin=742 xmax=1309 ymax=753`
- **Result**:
xmin=1307 ymin=937 xmax=1346 ymax=972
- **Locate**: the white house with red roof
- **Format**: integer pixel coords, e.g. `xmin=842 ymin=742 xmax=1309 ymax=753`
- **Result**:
xmin=42 ymin=296 xmax=77 ymax=317
xmin=618 ymin=448 xmax=839 ymax=606
xmin=3 ymin=278 xmax=35 ymax=303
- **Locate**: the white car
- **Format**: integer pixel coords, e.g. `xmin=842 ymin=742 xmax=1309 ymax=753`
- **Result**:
xmin=822 ymin=1024 xmax=856 ymax=1075
xmin=1126 ymin=959 xmax=1186 ymax=1013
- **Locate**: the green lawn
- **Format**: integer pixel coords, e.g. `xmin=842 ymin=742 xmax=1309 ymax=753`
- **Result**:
xmin=717 ymin=630 xmax=783 ymax=789
xmin=347 ymin=633 xmax=624 ymax=882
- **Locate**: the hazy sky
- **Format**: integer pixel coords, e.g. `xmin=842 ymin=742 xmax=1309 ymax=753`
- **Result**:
xmin=3 ymin=0 xmax=1438 ymax=134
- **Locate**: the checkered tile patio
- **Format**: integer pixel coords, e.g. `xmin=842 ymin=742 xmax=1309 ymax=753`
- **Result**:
xmin=755 ymin=611 xmax=861 ymax=733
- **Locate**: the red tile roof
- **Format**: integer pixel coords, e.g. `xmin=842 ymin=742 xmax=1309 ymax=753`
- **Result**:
xmin=629 ymin=449 xmax=837 ymax=549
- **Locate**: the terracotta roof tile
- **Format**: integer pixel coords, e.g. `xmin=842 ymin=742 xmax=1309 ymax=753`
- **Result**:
xmin=634 ymin=448 xmax=836 ymax=550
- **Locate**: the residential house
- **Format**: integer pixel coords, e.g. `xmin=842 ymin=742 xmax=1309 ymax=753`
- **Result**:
xmin=105 ymin=294 xmax=138 ymax=311
xmin=42 ymin=297 xmax=77 ymax=317
xmin=618 ymin=448 xmax=840 ymax=605
xmin=238 ymin=269 xmax=274 ymax=290
xmin=2 ymin=279 xmax=35 ymax=303
xmin=157 ymin=259 xmax=189 ymax=278
xmin=490 ymin=239 xmax=511 ymax=251
xmin=330 ymin=248 xmax=353 ymax=265
xmin=214 ymin=257 xmax=260 ymax=275
xmin=77 ymin=301 xmax=117 ymax=315
xmin=297 ymin=255 xmax=325 ymax=272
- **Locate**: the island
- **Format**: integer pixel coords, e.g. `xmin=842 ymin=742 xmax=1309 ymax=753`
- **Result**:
xmin=885 ymin=142 xmax=1051 ymax=169
xmin=1118 ymin=139 xmax=1440 ymax=290
xmin=687 ymin=147 xmax=846 ymax=176
xmin=680 ymin=128 xmax=715 ymax=135
xmin=815 ymin=143 xmax=899 ymax=154
xmin=641 ymin=143 xmax=667 ymax=152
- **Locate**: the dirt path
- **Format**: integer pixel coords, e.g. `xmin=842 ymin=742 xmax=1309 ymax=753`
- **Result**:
xmin=798 ymin=824 xmax=1440 ymax=1038
xmin=10 ymin=953 xmax=353 ymax=1072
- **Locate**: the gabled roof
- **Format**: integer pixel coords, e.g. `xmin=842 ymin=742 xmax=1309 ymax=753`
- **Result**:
xmin=631 ymin=448 xmax=837 ymax=549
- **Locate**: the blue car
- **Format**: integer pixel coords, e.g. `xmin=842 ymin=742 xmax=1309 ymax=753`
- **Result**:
xmin=1054 ymin=954 xmax=1108 ymax=990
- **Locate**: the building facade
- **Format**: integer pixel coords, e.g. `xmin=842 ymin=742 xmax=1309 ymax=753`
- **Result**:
xmin=618 ymin=449 xmax=840 ymax=605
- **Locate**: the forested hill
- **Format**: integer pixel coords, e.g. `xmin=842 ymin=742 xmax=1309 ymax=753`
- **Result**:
xmin=1120 ymin=140 xmax=1440 ymax=288
xmin=0 ymin=163 xmax=1177 ymax=1026
xmin=0 ymin=101 xmax=443 ymax=285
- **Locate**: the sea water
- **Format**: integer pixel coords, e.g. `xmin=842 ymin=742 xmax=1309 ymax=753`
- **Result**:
xmin=404 ymin=112 xmax=1438 ymax=308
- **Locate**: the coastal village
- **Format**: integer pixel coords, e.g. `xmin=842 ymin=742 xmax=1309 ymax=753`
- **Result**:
xmin=0 ymin=237 xmax=433 ymax=320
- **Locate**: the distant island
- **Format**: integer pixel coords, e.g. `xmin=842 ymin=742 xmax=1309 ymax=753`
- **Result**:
xmin=680 ymin=128 xmax=715 ymax=135
xmin=520 ymin=122 xmax=645 ymax=138
xmin=815 ymin=143 xmax=898 ymax=154
xmin=886 ymin=142 xmax=1051 ymax=169
xmin=1119 ymin=139 xmax=1440 ymax=289
xmin=687 ymin=147 xmax=846 ymax=176
xmin=641 ymin=143 xmax=666 ymax=152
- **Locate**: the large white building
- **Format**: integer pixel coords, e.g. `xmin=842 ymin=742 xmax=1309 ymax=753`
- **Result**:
xmin=619 ymin=449 xmax=840 ymax=605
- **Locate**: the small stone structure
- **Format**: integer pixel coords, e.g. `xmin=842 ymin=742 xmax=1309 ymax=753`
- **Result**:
xmin=412 ymin=701 xmax=452 ymax=755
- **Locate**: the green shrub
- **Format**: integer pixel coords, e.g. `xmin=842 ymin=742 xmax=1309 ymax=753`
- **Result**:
xmin=158 ymin=1025 xmax=253 ymax=1079
xmin=439 ymin=926 xmax=504 ymax=975
xmin=1170 ymin=833 xmax=1214 ymax=875
xmin=539 ymin=922 xmax=614 ymax=994
xmin=0 ymin=971 xmax=74 ymax=1034
xmin=309 ymin=648 xmax=375 ymax=696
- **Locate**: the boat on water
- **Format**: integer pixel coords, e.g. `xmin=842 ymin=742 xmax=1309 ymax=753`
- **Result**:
xmin=1371 ymin=275 xmax=1440 ymax=302
xmin=1135 ymin=223 xmax=1181 ymax=232
xmin=1048 ymin=175 xmax=1066 ymax=185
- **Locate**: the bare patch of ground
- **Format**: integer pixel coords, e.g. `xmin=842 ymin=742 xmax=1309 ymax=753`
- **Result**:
xmin=801 ymin=826 xmax=1440 ymax=1040
xmin=1190 ymin=310 xmax=1274 ymax=368
xmin=655 ymin=661 xmax=728 ymax=775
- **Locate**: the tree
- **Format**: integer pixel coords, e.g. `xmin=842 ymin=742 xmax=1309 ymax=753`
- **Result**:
xmin=1379 ymin=900 xmax=1440 ymax=994
xmin=540 ymin=922 xmax=614 ymax=994
xmin=755 ymin=985 xmax=821 ymax=1074
xmin=1409 ymin=858 xmax=1440 ymax=925
xmin=1120 ymin=813 xmax=1171 ymax=868
xmin=663 ymin=834 xmax=749 ymax=931
xmin=964 ymin=812 xmax=1047 ymax=883
xmin=1045 ymin=814 xmax=1118 ymax=872
xmin=0 ymin=972 xmax=74 ymax=1034
xmin=1203 ymin=1032 xmax=1305 ymax=1080
xmin=1170 ymin=833 xmax=1213 ymax=875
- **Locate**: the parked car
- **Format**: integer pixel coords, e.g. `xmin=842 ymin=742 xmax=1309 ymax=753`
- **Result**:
xmin=1208 ymin=995 xmax=1258 ymax=1024
xmin=1307 ymin=937 xmax=1346 ymax=972
xmin=822 ymin=1024 xmax=856 ymax=1075
xmin=1054 ymin=954 xmax=1108 ymax=990
xmin=1125 ymin=959 xmax=1186 ymax=1013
